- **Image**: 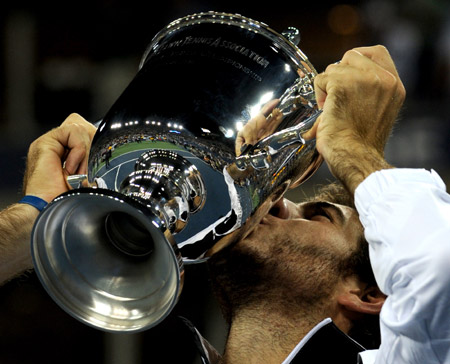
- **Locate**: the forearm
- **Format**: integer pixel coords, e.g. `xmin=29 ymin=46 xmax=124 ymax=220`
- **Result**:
xmin=0 ymin=203 xmax=38 ymax=284
xmin=326 ymin=143 xmax=394 ymax=196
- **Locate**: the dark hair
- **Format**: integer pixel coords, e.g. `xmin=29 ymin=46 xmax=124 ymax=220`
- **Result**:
xmin=308 ymin=181 xmax=355 ymax=209
xmin=310 ymin=181 xmax=381 ymax=349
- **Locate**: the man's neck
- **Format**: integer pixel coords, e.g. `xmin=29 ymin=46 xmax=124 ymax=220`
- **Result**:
xmin=221 ymin=303 xmax=330 ymax=364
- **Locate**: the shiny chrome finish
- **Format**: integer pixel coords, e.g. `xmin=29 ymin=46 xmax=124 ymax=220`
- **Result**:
xmin=282 ymin=27 xmax=301 ymax=46
xmin=32 ymin=189 xmax=183 ymax=332
xmin=31 ymin=11 xmax=323 ymax=333
xmin=119 ymin=149 xmax=206 ymax=234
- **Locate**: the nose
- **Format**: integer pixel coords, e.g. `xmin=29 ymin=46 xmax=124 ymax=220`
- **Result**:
xmin=269 ymin=198 xmax=291 ymax=219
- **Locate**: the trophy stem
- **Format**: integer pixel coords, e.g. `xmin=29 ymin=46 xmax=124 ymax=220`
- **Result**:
xmin=119 ymin=149 xmax=206 ymax=234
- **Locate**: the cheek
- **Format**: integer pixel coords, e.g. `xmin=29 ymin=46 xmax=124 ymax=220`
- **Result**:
xmin=238 ymin=219 xmax=350 ymax=262
xmin=287 ymin=222 xmax=353 ymax=260
xmin=260 ymin=236 xmax=345 ymax=295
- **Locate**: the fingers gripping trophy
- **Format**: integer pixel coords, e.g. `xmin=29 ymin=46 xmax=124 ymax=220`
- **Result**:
xmin=31 ymin=12 xmax=323 ymax=333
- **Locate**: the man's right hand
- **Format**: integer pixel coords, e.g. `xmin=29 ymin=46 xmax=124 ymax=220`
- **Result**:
xmin=23 ymin=113 xmax=97 ymax=203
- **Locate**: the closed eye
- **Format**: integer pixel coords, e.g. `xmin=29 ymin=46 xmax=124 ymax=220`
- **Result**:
xmin=312 ymin=207 xmax=331 ymax=221
xmin=300 ymin=201 xmax=346 ymax=225
xmin=303 ymin=203 xmax=332 ymax=222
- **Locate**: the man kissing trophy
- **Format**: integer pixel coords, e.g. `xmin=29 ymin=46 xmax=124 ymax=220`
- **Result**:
xmin=30 ymin=11 xmax=323 ymax=333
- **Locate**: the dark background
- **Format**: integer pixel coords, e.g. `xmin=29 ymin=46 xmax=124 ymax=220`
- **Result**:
xmin=1 ymin=1 xmax=449 ymax=363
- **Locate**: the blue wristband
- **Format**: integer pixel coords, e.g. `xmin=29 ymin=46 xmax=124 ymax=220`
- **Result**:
xmin=18 ymin=195 xmax=48 ymax=212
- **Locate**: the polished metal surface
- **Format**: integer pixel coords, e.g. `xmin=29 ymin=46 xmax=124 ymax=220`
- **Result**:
xmin=31 ymin=11 xmax=323 ymax=332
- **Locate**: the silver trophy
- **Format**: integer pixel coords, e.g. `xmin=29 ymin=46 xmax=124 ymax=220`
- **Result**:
xmin=31 ymin=12 xmax=323 ymax=333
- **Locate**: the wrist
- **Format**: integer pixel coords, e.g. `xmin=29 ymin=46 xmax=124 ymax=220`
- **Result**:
xmin=325 ymin=144 xmax=393 ymax=195
xmin=24 ymin=184 xmax=55 ymax=204
xmin=18 ymin=195 xmax=48 ymax=212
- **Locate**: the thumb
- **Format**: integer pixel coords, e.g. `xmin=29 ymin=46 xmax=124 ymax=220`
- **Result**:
xmin=302 ymin=114 xmax=321 ymax=141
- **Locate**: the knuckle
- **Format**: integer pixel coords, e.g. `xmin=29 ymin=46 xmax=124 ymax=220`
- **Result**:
xmin=397 ymin=82 xmax=407 ymax=101
xmin=343 ymin=49 xmax=355 ymax=59
xmin=374 ymin=44 xmax=388 ymax=53
xmin=360 ymin=70 xmax=383 ymax=89
xmin=68 ymin=112 xmax=82 ymax=120
xmin=369 ymin=44 xmax=390 ymax=59
xmin=313 ymin=72 xmax=323 ymax=84
xmin=374 ymin=69 xmax=397 ymax=91
xmin=324 ymin=63 xmax=338 ymax=74
xmin=63 ymin=113 xmax=83 ymax=126
xmin=313 ymin=72 xmax=327 ymax=89
xmin=28 ymin=139 xmax=38 ymax=153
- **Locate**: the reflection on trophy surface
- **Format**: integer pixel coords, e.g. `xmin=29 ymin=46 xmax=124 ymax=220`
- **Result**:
xmin=31 ymin=12 xmax=323 ymax=333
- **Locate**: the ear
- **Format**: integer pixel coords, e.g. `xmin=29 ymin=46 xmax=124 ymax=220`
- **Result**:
xmin=337 ymin=284 xmax=386 ymax=315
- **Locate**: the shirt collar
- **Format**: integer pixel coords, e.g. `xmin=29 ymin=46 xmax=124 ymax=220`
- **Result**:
xmin=283 ymin=318 xmax=366 ymax=363
xmin=182 ymin=316 xmax=367 ymax=364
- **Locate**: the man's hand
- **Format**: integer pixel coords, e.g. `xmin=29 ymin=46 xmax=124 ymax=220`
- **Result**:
xmin=0 ymin=114 xmax=96 ymax=284
xmin=23 ymin=113 xmax=97 ymax=202
xmin=304 ymin=45 xmax=406 ymax=194
xmin=235 ymin=99 xmax=281 ymax=156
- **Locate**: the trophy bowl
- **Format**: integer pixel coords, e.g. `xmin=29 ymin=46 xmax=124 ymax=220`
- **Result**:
xmin=31 ymin=11 xmax=323 ymax=333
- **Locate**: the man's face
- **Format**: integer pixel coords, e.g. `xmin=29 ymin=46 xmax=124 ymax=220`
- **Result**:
xmin=241 ymin=198 xmax=363 ymax=260
xmin=208 ymin=197 xmax=365 ymax=318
